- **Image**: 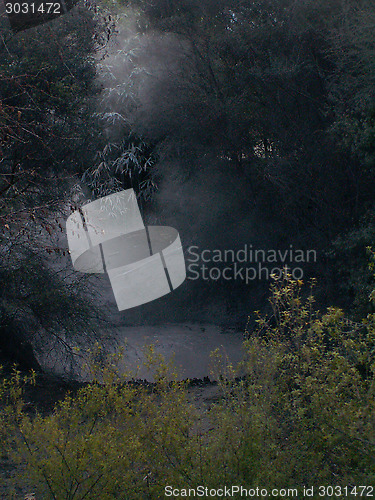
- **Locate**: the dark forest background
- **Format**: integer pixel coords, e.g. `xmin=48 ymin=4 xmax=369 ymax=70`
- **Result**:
xmin=1 ymin=0 xmax=375 ymax=370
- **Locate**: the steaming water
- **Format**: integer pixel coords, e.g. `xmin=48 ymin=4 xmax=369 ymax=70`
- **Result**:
xmin=43 ymin=323 xmax=245 ymax=382
xmin=114 ymin=323 xmax=245 ymax=381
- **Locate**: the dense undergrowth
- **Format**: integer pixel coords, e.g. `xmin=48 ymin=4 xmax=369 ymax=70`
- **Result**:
xmin=0 ymin=276 xmax=374 ymax=499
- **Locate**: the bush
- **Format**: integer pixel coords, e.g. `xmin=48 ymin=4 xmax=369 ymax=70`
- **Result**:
xmin=0 ymin=276 xmax=374 ymax=498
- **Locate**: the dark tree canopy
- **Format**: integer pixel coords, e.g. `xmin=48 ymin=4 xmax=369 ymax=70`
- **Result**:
xmin=0 ymin=3 xmax=111 ymax=371
xmin=88 ymin=0 xmax=375 ymax=315
xmin=2 ymin=0 xmax=375 ymax=368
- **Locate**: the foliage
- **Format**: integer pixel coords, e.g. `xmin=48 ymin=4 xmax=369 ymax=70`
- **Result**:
xmin=0 ymin=276 xmax=374 ymax=498
xmin=327 ymin=213 xmax=375 ymax=316
xmin=0 ymin=7 xmax=100 ymax=206
xmin=83 ymin=133 xmax=158 ymax=201
xmin=242 ymin=275 xmax=375 ymax=485
xmin=100 ymin=0 xmax=375 ymax=235
xmin=89 ymin=0 xmax=375 ymax=314
xmin=0 ymin=3 xmax=111 ymax=370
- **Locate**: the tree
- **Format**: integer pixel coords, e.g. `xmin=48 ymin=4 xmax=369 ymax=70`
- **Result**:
xmin=0 ymin=4 xmax=112 ymax=372
xmin=90 ymin=0 xmax=375 ymax=315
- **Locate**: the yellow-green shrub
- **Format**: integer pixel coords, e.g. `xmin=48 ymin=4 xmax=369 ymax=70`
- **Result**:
xmin=0 ymin=276 xmax=374 ymax=498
